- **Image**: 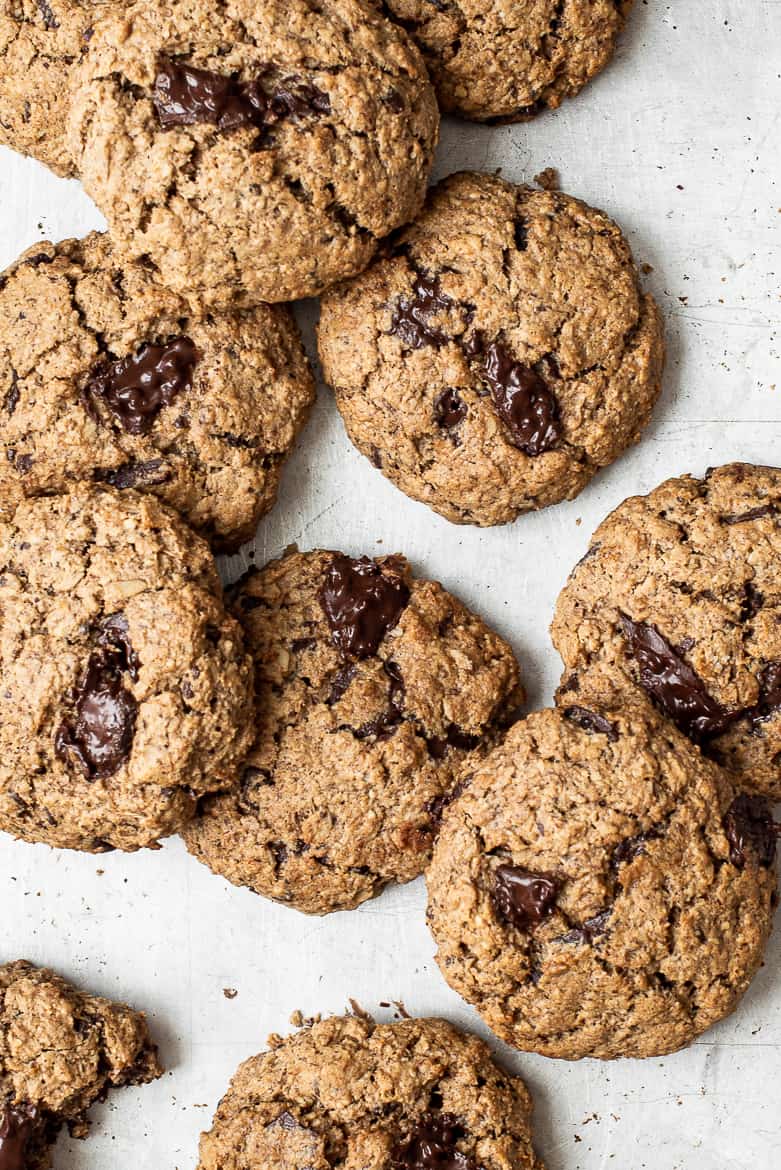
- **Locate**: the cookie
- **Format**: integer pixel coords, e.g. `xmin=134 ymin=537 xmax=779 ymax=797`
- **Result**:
xmin=0 ymin=234 xmax=314 ymax=550
xmin=384 ymin=0 xmax=632 ymax=123
xmin=426 ymin=688 xmax=778 ymax=1060
xmin=66 ymin=0 xmax=439 ymax=307
xmin=197 ymin=1014 xmax=543 ymax=1170
xmin=182 ymin=547 xmax=523 ymax=914
xmin=0 ymin=486 xmax=255 ymax=852
xmin=0 ymin=959 xmax=161 ymax=1170
xmin=0 ymin=0 xmax=96 ymax=177
xmin=552 ymin=463 xmax=781 ymax=799
xmin=318 ymin=171 xmax=664 ymax=526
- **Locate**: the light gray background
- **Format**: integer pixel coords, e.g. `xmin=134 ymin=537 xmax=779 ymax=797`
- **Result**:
xmin=1 ymin=2 xmax=780 ymax=1166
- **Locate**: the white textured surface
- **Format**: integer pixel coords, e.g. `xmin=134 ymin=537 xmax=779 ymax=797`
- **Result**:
xmin=1 ymin=2 xmax=780 ymax=1167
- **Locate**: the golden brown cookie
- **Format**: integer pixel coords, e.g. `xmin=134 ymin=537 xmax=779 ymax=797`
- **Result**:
xmin=426 ymin=687 xmax=777 ymax=1060
xmin=197 ymin=1015 xmax=543 ymax=1170
xmin=319 ymin=171 xmax=664 ymax=526
xmin=0 ymin=234 xmax=314 ymax=550
xmin=0 ymin=486 xmax=255 ymax=852
xmin=0 ymin=960 xmax=161 ymax=1170
xmin=183 ymin=547 xmax=523 ymax=914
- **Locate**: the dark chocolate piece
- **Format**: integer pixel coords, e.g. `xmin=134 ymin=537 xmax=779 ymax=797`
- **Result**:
xmin=320 ymin=554 xmax=409 ymax=659
xmin=491 ymin=863 xmax=560 ymax=931
xmin=391 ymin=1113 xmax=477 ymax=1170
xmin=562 ymin=705 xmax=619 ymax=741
xmin=721 ymin=504 xmax=776 ymax=525
xmin=390 ymin=275 xmax=453 ymax=350
xmin=723 ymin=794 xmax=778 ymax=868
xmin=0 ymin=1103 xmax=40 ymax=1170
xmin=85 ymin=336 xmax=197 ymax=435
xmin=611 ymin=828 xmax=661 ymax=872
xmin=482 ymin=340 xmax=560 ymax=455
xmin=434 ymin=388 xmax=467 ymax=431
xmin=558 ymin=907 xmax=612 ymax=946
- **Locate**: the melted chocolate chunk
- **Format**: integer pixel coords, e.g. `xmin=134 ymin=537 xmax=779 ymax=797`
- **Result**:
xmin=99 ymin=458 xmax=172 ymax=489
xmin=389 ymin=275 xmax=454 ymax=349
xmin=320 ymin=554 xmax=409 ymax=659
xmin=721 ymin=504 xmax=776 ymax=525
xmin=55 ymin=618 xmax=139 ymax=778
xmin=153 ymin=58 xmax=329 ymax=131
xmin=491 ymin=864 xmax=560 ymax=931
xmin=434 ymin=388 xmax=467 ymax=431
xmin=750 ymin=661 xmax=781 ymax=726
xmin=723 ymin=794 xmax=778 ymax=868
xmin=619 ymin=614 xmax=737 ymax=743
xmin=0 ymin=1103 xmax=40 ymax=1170
xmin=482 ymin=340 xmax=560 ymax=455
xmin=425 ymin=778 xmax=467 ymax=828
xmin=563 ymin=705 xmax=619 ymax=741
xmin=391 ymin=1113 xmax=477 ymax=1170
xmin=558 ymin=907 xmax=612 ymax=946
xmin=85 ymin=336 xmax=197 ymax=435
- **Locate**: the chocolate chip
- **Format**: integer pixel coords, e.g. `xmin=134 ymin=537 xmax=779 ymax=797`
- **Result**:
xmin=55 ymin=618 xmax=139 ymax=778
xmin=389 ymin=275 xmax=454 ymax=349
xmin=558 ymin=907 xmax=612 ymax=946
xmin=383 ymin=88 xmax=405 ymax=112
xmin=370 ymin=446 xmax=383 ymax=468
xmin=514 ymin=218 xmax=528 ymax=250
xmin=320 ymin=553 xmax=409 ymax=659
xmin=0 ymin=1102 xmax=40 ymax=1170
xmin=563 ymin=705 xmax=619 ymax=741
xmin=344 ymin=660 xmax=405 ymax=741
xmin=434 ymin=388 xmax=467 ymax=432
xmin=611 ymin=828 xmax=661 ymax=872
xmin=35 ymin=0 xmax=59 ymax=29
xmin=4 ymin=373 xmax=19 ymax=416
xmin=326 ymin=663 xmax=357 ymax=706
xmin=741 ymin=581 xmax=764 ymax=621
xmin=426 ymin=725 xmax=480 ymax=759
xmin=153 ymin=58 xmax=329 ymax=132
xmin=619 ymin=614 xmax=737 ymax=743
xmin=391 ymin=1113 xmax=477 ymax=1170
xmin=14 ymin=453 xmax=32 ymax=474
xmin=84 ymin=336 xmax=198 ymax=435
xmin=723 ymin=794 xmax=778 ymax=868
xmin=425 ymin=778 xmax=467 ymax=827
xmin=491 ymin=864 xmax=560 ymax=931
xmin=482 ymin=340 xmax=560 ymax=455
xmin=98 ymin=458 xmax=171 ymax=490
xmin=721 ymin=504 xmax=776 ymax=525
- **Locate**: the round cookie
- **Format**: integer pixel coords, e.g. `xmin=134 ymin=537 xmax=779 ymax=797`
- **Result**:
xmin=318 ymin=171 xmax=664 ymax=526
xmin=0 ymin=0 xmax=97 ymax=177
xmin=183 ymin=547 xmax=523 ymax=914
xmin=0 ymin=960 xmax=162 ymax=1170
xmin=0 ymin=235 xmax=315 ymax=550
xmin=0 ymin=486 xmax=255 ymax=853
xmin=197 ymin=1015 xmax=543 ymax=1170
xmin=553 ymin=463 xmax=781 ymax=800
xmin=384 ymin=0 xmax=633 ymax=123
xmin=66 ymin=0 xmax=439 ymax=307
xmin=426 ymin=690 xmax=778 ymax=1061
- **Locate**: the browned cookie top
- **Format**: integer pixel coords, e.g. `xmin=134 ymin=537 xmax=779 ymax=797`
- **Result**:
xmin=0 ymin=234 xmax=314 ymax=550
xmin=183 ymin=547 xmax=523 ymax=914
xmin=0 ymin=960 xmax=161 ymax=1170
xmin=196 ymin=1015 xmax=543 ymax=1170
xmin=383 ymin=0 xmax=633 ymax=122
xmin=0 ymin=486 xmax=254 ymax=852
xmin=66 ymin=0 xmax=439 ymax=306
xmin=319 ymin=171 xmax=664 ymax=527
xmin=426 ymin=688 xmax=777 ymax=1060
xmin=553 ymin=463 xmax=781 ymax=799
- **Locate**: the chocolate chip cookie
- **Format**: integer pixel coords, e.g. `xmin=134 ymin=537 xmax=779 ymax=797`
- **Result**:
xmin=0 ymin=486 xmax=254 ymax=852
xmin=384 ymin=0 xmax=633 ymax=123
xmin=553 ymin=463 xmax=781 ymax=800
xmin=66 ymin=0 xmax=439 ymax=307
xmin=0 ymin=960 xmax=161 ymax=1170
xmin=319 ymin=171 xmax=664 ymax=526
xmin=0 ymin=234 xmax=314 ymax=550
xmin=183 ymin=547 xmax=523 ymax=914
xmin=197 ymin=1014 xmax=543 ymax=1170
xmin=426 ymin=687 xmax=778 ymax=1060
xmin=0 ymin=0 xmax=97 ymax=177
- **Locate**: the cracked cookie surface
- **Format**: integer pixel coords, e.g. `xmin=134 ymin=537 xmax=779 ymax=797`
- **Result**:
xmin=66 ymin=0 xmax=439 ymax=307
xmin=0 ymin=0 xmax=99 ymax=176
xmin=197 ymin=1014 xmax=543 ymax=1170
xmin=182 ymin=547 xmax=523 ymax=914
xmin=0 ymin=234 xmax=315 ymax=550
xmin=319 ymin=171 xmax=664 ymax=526
xmin=383 ymin=0 xmax=633 ymax=123
xmin=553 ymin=463 xmax=781 ymax=799
xmin=0 ymin=485 xmax=254 ymax=852
xmin=0 ymin=960 xmax=161 ymax=1170
xmin=426 ymin=687 xmax=777 ymax=1060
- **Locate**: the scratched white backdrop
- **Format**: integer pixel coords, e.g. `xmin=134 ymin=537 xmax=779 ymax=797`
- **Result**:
xmin=1 ymin=3 xmax=780 ymax=1167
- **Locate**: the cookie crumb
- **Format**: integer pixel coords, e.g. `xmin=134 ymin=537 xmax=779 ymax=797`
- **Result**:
xmin=223 ymin=988 xmax=238 ymax=1000
xmin=533 ymin=166 xmax=560 ymax=191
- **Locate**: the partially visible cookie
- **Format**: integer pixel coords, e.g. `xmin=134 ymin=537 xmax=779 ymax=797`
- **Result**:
xmin=0 ymin=960 xmax=161 ymax=1170
xmin=319 ymin=171 xmax=664 ymax=526
xmin=426 ymin=689 xmax=777 ymax=1060
xmin=0 ymin=0 xmax=98 ymax=176
xmin=384 ymin=0 xmax=633 ymax=122
xmin=553 ymin=463 xmax=781 ymax=799
xmin=183 ymin=547 xmax=523 ymax=914
xmin=0 ymin=234 xmax=314 ymax=550
xmin=66 ymin=0 xmax=439 ymax=306
xmin=197 ymin=1014 xmax=543 ymax=1170
xmin=0 ymin=486 xmax=255 ymax=852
